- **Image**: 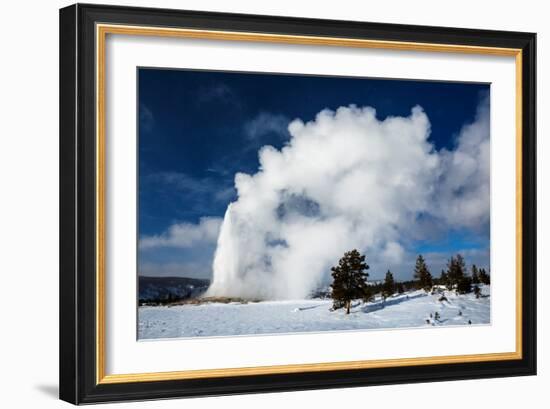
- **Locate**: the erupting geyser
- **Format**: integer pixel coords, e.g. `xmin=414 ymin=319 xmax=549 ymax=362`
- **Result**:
xmin=205 ymin=204 xmax=248 ymax=298
xmin=205 ymin=102 xmax=489 ymax=300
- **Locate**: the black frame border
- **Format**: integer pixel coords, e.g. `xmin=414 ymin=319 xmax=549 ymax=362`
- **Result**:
xmin=59 ymin=3 xmax=536 ymax=404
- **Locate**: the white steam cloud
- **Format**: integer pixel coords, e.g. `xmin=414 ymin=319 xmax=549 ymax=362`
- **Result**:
xmin=434 ymin=99 xmax=490 ymax=228
xmin=207 ymin=99 xmax=489 ymax=300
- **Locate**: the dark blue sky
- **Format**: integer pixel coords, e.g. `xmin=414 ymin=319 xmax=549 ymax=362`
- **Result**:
xmin=138 ymin=68 xmax=489 ymax=279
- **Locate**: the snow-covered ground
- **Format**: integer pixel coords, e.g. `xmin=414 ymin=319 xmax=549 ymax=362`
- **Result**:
xmin=138 ymin=286 xmax=490 ymax=340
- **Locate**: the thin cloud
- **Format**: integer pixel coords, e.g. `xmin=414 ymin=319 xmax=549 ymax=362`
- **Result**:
xmin=244 ymin=112 xmax=290 ymax=141
xmin=139 ymin=103 xmax=155 ymax=132
xmin=197 ymin=83 xmax=240 ymax=108
xmin=144 ymin=171 xmax=236 ymax=215
xmin=147 ymin=172 xmax=221 ymax=197
xmin=140 ymin=217 xmax=222 ymax=249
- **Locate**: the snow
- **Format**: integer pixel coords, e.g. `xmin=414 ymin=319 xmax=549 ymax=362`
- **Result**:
xmin=138 ymin=286 xmax=490 ymax=340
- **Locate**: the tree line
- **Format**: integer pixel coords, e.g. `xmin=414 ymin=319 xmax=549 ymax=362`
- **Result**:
xmin=330 ymin=249 xmax=490 ymax=314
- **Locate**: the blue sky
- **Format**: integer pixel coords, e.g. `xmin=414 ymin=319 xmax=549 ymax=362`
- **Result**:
xmin=138 ymin=68 xmax=490 ymax=281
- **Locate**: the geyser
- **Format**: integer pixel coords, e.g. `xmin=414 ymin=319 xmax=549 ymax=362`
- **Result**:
xmin=206 ymin=102 xmax=489 ymax=300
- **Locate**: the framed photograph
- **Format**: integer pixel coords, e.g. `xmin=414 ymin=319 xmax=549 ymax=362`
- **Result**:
xmin=59 ymin=3 xmax=536 ymax=404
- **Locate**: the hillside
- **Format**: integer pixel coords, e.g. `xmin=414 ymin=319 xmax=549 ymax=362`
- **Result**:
xmin=138 ymin=276 xmax=210 ymax=304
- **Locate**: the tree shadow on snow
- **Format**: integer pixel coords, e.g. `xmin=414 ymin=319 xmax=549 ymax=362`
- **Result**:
xmin=361 ymin=292 xmax=428 ymax=314
xmin=295 ymin=304 xmax=324 ymax=311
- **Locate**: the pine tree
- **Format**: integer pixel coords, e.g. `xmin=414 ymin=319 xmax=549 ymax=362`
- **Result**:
xmin=479 ymin=268 xmax=490 ymax=285
xmin=382 ymin=270 xmax=395 ymax=300
xmin=426 ymin=271 xmax=433 ymax=290
xmin=397 ymin=282 xmax=405 ymax=294
xmin=457 ymin=274 xmax=473 ymax=294
xmin=439 ymin=269 xmax=448 ymax=288
xmin=363 ymin=285 xmax=375 ymax=303
xmin=446 ymin=254 xmax=466 ymax=290
xmin=473 ymin=285 xmax=482 ymax=298
xmin=471 ymin=264 xmax=480 ymax=284
xmin=413 ymin=255 xmax=433 ymax=291
xmin=330 ymin=249 xmax=369 ymax=314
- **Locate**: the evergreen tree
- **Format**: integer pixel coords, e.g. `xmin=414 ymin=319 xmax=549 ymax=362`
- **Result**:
xmin=397 ymin=282 xmax=405 ymax=294
xmin=471 ymin=264 xmax=480 ymax=284
xmin=382 ymin=270 xmax=395 ymax=299
xmin=330 ymin=249 xmax=369 ymax=314
xmin=439 ymin=269 xmax=448 ymax=288
xmin=457 ymin=275 xmax=473 ymax=294
xmin=473 ymin=285 xmax=482 ymax=298
xmin=413 ymin=255 xmax=433 ymax=291
xmin=362 ymin=286 xmax=375 ymax=303
xmin=446 ymin=254 xmax=466 ymax=290
xmin=479 ymin=268 xmax=490 ymax=285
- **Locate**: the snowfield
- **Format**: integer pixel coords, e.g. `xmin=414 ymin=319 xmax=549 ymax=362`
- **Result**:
xmin=138 ymin=286 xmax=490 ymax=340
